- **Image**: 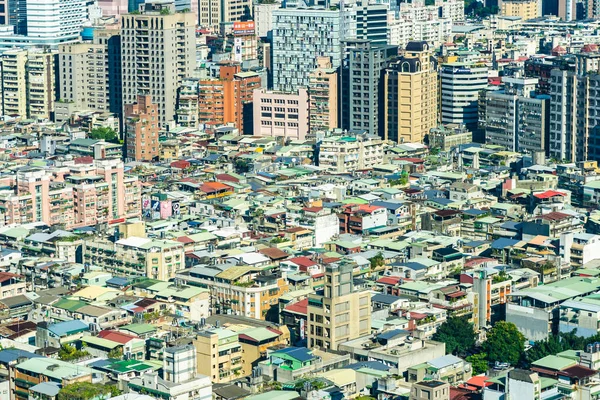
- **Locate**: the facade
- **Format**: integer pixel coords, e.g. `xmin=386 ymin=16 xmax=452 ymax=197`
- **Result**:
xmin=356 ymin=2 xmax=388 ymax=46
xmin=198 ymin=0 xmax=221 ymax=31
xmin=253 ymin=88 xmax=310 ymax=141
xmin=221 ymin=0 xmax=252 ymax=24
xmin=485 ymin=76 xmax=550 ymax=154
xmin=428 ymin=124 xmax=473 ymax=151
xmin=440 ymin=62 xmax=488 ymax=129
xmin=195 ymin=328 xmax=243 ymax=383
xmin=98 ymin=0 xmax=129 ymax=18
xmin=473 ymin=269 xmax=512 ymax=328
xmin=343 ymin=40 xmax=397 ymax=137
xmin=307 ymin=263 xmax=371 ymax=350
xmin=318 ymin=132 xmax=385 ymax=173
xmin=500 ymin=0 xmax=541 ymax=19
xmin=125 ymin=95 xmax=159 ymax=162
xmin=121 ymin=3 xmax=195 ymax=126
xmin=0 ymin=49 xmax=27 ymax=117
xmin=410 ymin=381 xmax=450 ymax=400
xmin=308 ymin=57 xmax=338 ymax=134
xmin=254 ymin=2 xmax=279 ymax=38
xmin=272 ymin=7 xmax=341 ymax=92
xmin=385 ymin=41 xmax=438 ymax=143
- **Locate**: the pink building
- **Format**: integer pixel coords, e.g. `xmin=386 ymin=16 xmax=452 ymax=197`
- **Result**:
xmin=98 ymin=0 xmax=129 ymax=18
xmin=0 ymin=159 xmax=140 ymax=229
xmin=253 ymin=88 xmax=309 ymax=141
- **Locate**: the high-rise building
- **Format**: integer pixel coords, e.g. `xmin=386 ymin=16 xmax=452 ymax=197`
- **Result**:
xmin=309 ymin=56 xmax=338 ymax=134
xmin=121 ymin=2 xmax=195 ymax=126
xmin=307 ymin=263 xmax=371 ymax=350
xmin=94 ymin=28 xmax=123 ymax=120
xmin=26 ymin=0 xmax=85 ymax=43
xmin=550 ymin=53 xmax=600 ymax=162
xmin=0 ymin=0 xmax=8 ymax=26
xmin=499 ymin=0 xmax=541 ymax=19
xmin=221 ymin=0 xmax=252 ymax=24
xmin=440 ymin=62 xmax=488 ymax=130
xmin=485 ymin=75 xmax=550 ymax=154
xmin=384 ymin=41 xmax=438 ymax=143
xmin=342 ymin=40 xmax=397 ymax=137
xmin=254 ymin=2 xmax=280 ymax=38
xmin=0 ymin=49 xmax=55 ymax=119
xmin=184 ymin=63 xmax=261 ymax=133
xmin=272 ymin=7 xmax=341 ymax=92
xmin=198 ymin=0 xmax=220 ymax=31
xmin=253 ymin=88 xmax=310 ymax=140
xmin=125 ymin=95 xmax=159 ymax=162
xmin=356 ymin=2 xmax=388 ymax=46
xmin=98 ymin=0 xmax=129 ymax=18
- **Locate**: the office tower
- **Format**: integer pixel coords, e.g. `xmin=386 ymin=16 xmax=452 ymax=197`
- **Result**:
xmin=125 ymin=95 xmax=159 ymax=161
xmin=307 ymin=263 xmax=371 ymax=350
xmin=499 ymin=0 xmax=541 ymax=19
xmin=58 ymin=43 xmax=110 ymax=113
xmin=485 ymin=76 xmax=550 ymax=154
xmin=98 ymin=0 xmax=129 ymax=18
xmin=309 ymin=57 xmax=338 ymax=134
xmin=254 ymin=2 xmax=280 ymax=38
xmin=272 ymin=7 xmax=341 ymax=92
xmin=1 ymin=49 xmax=55 ymax=120
xmin=356 ymin=2 xmax=388 ymax=46
xmin=440 ymin=62 xmax=488 ymax=130
xmin=550 ymin=53 xmax=600 ymax=162
xmin=121 ymin=2 xmax=195 ymax=127
xmin=253 ymin=88 xmax=310 ymax=141
xmin=384 ymin=41 xmax=438 ymax=143
xmin=187 ymin=63 xmax=261 ymax=133
xmin=94 ymin=28 xmax=123 ymax=120
xmin=27 ymin=0 xmax=86 ymax=42
xmin=342 ymin=40 xmax=397 ymax=136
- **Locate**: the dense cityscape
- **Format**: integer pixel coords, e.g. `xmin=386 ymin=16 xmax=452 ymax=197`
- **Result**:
xmin=1 ymin=0 xmax=600 ymax=399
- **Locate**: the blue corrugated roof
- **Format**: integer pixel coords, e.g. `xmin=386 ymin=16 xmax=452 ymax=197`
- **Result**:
xmin=378 ymin=329 xmax=408 ymax=341
xmin=48 ymin=320 xmax=89 ymax=337
xmin=0 ymin=349 xmax=43 ymax=364
xmin=371 ymin=294 xmax=402 ymax=305
xmin=345 ymin=361 xmax=390 ymax=371
xmin=491 ymin=238 xmax=520 ymax=250
xmin=272 ymin=347 xmax=314 ymax=363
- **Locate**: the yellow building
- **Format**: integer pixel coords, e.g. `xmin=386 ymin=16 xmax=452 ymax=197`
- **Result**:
xmin=384 ymin=41 xmax=438 ymax=144
xmin=307 ymin=263 xmax=371 ymax=350
xmin=500 ymin=0 xmax=540 ymax=20
xmin=1 ymin=49 xmax=28 ymax=117
xmin=309 ymin=56 xmax=338 ymax=134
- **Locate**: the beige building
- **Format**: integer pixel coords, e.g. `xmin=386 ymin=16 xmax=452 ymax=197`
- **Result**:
xmin=198 ymin=0 xmax=221 ymax=31
xmin=499 ymin=0 xmax=540 ymax=20
xmin=307 ymin=263 xmax=371 ymax=350
xmin=121 ymin=2 xmax=195 ymax=126
xmin=253 ymin=88 xmax=310 ymax=141
xmin=318 ymin=130 xmax=385 ymax=173
xmin=1 ymin=49 xmax=55 ymax=119
xmin=309 ymin=57 xmax=338 ymax=134
xmin=58 ymin=43 xmax=109 ymax=112
xmin=410 ymin=381 xmax=450 ymax=400
xmin=385 ymin=41 xmax=438 ymax=144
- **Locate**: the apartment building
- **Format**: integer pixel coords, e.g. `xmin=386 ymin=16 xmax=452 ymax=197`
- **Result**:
xmin=125 ymin=95 xmax=159 ymax=162
xmin=318 ymin=132 xmax=385 ymax=173
xmin=272 ymin=7 xmax=341 ymax=92
xmin=198 ymin=0 xmax=221 ymax=31
xmin=428 ymin=124 xmax=473 ymax=151
xmin=254 ymin=2 xmax=280 ymax=38
xmin=440 ymin=62 xmax=488 ymax=130
xmin=560 ymin=233 xmax=600 ymax=268
xmin=0 ymin=272 xmax=26 ymax=300
xmin=307 ymin=263 xmax=371 ymax=350
xmin=58 ymin=43 xmax=110 ymax=113
xmin=0 ymin=159 xmax=141 ymax=229
xmin=410 ymin=381 xmax=450 ymax=400
xmin=385 ymin=41 xmax=438 ymax=143
xmin=473 ymin=268 xmax=512 ymax=328
xmin=308 ymin=57 xmax=338 ymax=134
xmin=253 ymin=88 xmax=310 ymax=141
xmin=1 ymin=49 xmax=55 ymax=120
xmin=500 ymin=0 xmax=540 ymax=19
xmin=121 ymin=2 xmax=195 ymax=126
xmin=84 ymin=236 xmax=184 ymax=281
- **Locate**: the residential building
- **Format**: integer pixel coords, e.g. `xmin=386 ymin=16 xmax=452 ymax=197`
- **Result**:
xmin=428 ymin=124 xmax=472 ymax=151
xmin=253 ymin=88 xmax=310 ymax=141
xmin=0 ymin=49 xmax=27 ymax=117
xmin=272 ymin=7 xmax=341 ymax=92
xmin=473 ymin=268 xmax=512 ymax=328
xmin=318 ymin=131 xmax=385 ymax=173
xmin=485 ymin=75 xmax=551 ymax=154
xmin=385 ymin=41 xmax=438 ymax=143
xmin=440 ymin=62 xmax=488 ymax=130
xmin=500 ymin=0 xmax=541 ymax=19
xmin=125 ymin=95 xmax=159 ymax=162
xmin=308 ymin=57 xmax=338 ymax=134
xmin=98 ymin=0 xmax=129 ymax=18
xmin=221 ymin=0 xmax=251 ymax=24
xmin=307 ymin=263 xmax=371 ymax=350
xmin=194 ymin=328 xmax=243 ymax=383
xmin=356 ymin=2 xmax=389 ymax=46
xmin=254 ymin=2 xmax=280 ymax=38
xmin=560 ymin=233 xmax=600 ymax=268
xmin=0 ymin=272 xmax=26 ymax=300
xmin=342 ymin=40 xmax=397 ymax=136
xmin=411 ymin=381 xmax=450 ymax=400
xmin=407 ymin=355 xmax=472 ymax=385
xmin=94 ymin=28 xmax=123 ymax=119
xmin=559 ymin=295 xmax=600 ymax=338
xmin=198 ymin=0 xmax=221 ymax=31
xmin=121 ymin=2 xmax=195 ymax=126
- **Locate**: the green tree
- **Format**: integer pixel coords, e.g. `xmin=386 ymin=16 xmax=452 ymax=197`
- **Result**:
xmin=466 ymin=353 xmax=489 ymax=375
xmin=431 ymin=317 xmax=476 ymax=356
xmin=89 ymin=127 xmax=119 ymax=143
xmin=483 ymin=321 xmax=525 ymax=365
xmin=108 ymin=347 xmax=123 ymax=359
xmin=58 ymin=343 xmax=90 ymax=361
xmin=369 ymin=252 xmax=385 ymax=270
xmin=58 ymin=382 xmax=120 ymax=400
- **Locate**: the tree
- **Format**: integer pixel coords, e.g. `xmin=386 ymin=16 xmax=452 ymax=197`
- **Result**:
xmin=58 ymin=382 xmax=120 ymax=400
xmin=369 ymin=252 xmax=385 ymax=270
xmin=108 ymin=347 xmax=123 ymax=359
xmin=483 ymin=321 xmax=525 ymax=366
xmin=466 ymin=353 xmax=489 ymax=375
xmin=431 ymin=317 xmax=476 ymax=356
xmin=58 ymin=343 xmax=90 ymax=361
xmin=89 ymin=127 xmax=119 ymax=143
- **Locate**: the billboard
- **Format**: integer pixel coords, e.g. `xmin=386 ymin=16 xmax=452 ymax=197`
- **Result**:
xmin=233 ymin=37 xmax=243 ymax=63
xmin=233 ymin=21 xmax=255 ymax=35
xmin=160 ymin=200 xmax=172 ymax=220
xmin=172 ymin=201 xmax=181 ymax=216
xmin=151 ymin=200 xmax=160 ymax=220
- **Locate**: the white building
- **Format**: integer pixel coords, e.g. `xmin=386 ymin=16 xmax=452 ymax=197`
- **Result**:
xmin=254 ymin=2 xmax=281 ymax=38
xmin=440 ymin=63 xmax=488 ymax=129
xmin=560 ymin=232 xmax=600 ymax=268
xmin=253 ymin=88 xmax=310 ymax=141
xmin=318 ymin=130 xmax=385 ymax=173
